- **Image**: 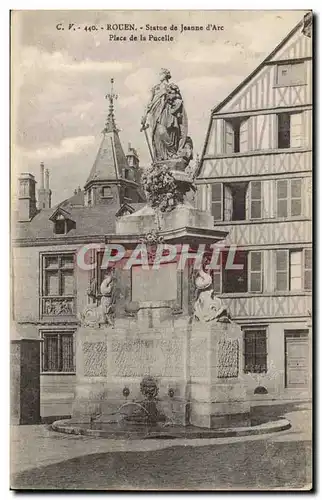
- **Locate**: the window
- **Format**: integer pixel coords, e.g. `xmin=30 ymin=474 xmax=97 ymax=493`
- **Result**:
xmin=277 ymin=112 xmax=303 ymax=149
xmin=42 ymin=332 xmax=74 ymax=373
xmin=278 ymin=113 xmax=290 ymax=148
xmin=211 ymin=181 xmax=262 ymax=222
xmin=102 ymin=186 xmax=112 ymax=198
xmin=276 ymin=178 xmax=302 ymax=218
xmin=249 ymin=251 xmax=263 ymax=292
xmin=211 ymin=183 xmax=223 ymax=220
xmin=55 ymin=216 xmax=66 ymax=235
xmin=42 ymin=254 xmax=75 ymax=316
xmin=87 ymin=189 xmax=92 ymax=206
xmin=226 ymin=182 xmax=248 ymax=221
xmin=222 ymin=250 xmax=248 ymax=293
xmin=244 ymin=329 xmax=267 ymax=373
xmin=304 ymin=248 xmax=312 ymax=290
xmin=276 ymin=62 xmax=305 ymax=86
xmin=275 ymin=249 xmax=311 ymax=291
xmin=249 ymin=181 xmax=262 ymax=219
xmin=212 ymin=250 xmax=263 ymax=294
xmin=224 ymin=117 xmax=249 ymax=154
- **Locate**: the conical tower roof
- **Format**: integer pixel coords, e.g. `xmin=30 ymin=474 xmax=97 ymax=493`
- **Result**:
xmin=85 ymin=78 xmax=129 ymax=187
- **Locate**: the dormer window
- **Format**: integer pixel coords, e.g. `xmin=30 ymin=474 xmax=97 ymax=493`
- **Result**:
xmin=55 ymin=215 xmax=66 ymax=234
xmin=49 ymin=208 xmax=75 ymax=235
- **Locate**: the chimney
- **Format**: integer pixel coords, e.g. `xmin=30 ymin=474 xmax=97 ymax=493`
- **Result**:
xmin=45 ymin=169 xmax=50 ymax=190
xmin=40 ymin=162 xmax=44 ymax=189
xmin=126 ymin=144 xmax=139 ymax=169
xmin=38 ymin=164 xmax=52 ymax=209
xmin=17 ymin=173 xmax=37 ymax=221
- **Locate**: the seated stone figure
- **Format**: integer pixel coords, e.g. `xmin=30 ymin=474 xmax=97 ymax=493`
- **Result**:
xmin=80 ymin=269 xmax=115 ymax=328
xmin=194 ymin=269 xmax=230 ymax=323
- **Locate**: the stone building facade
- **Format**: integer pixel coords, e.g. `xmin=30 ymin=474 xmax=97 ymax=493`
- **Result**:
xmin=12 ymin=102 xmax=145 ymax=421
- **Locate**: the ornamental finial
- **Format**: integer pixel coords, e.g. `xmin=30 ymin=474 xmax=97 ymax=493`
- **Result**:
xmin=104 ymin=78 xmax=119 ymax=133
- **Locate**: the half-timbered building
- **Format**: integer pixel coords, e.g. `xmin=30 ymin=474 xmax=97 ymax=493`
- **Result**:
xmin=196 ymin=13 xmax=312 ymax=399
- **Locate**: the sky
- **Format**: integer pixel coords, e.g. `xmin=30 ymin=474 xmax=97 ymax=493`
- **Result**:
xmin=11 ymin=9 xmax=307 ymax=205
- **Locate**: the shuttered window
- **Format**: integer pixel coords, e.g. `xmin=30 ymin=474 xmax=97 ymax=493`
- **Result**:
xmin=290 ymin=113 xmax=303 ymax=148
xmin=249 ymin=181 xmax=262 ymax=219
xmin=277 ymin=112 xmax=303 ymax=149
xmin=223 ymin=185 xmax=233 ymax=221
xmin=291 ymin=178 xmax=302 ymax=216
xmin=276 ymin=178 xmax=302 ymax=218
xmin=244 ymin=329 xmax=267 ymax=373
xmin=224 ymin=118 xmax=249 ymax=154
xmin=249 ymin=251 xmax=263 ymax=292
xmin=275 ymin=249 xmax=288 ymax=291
xmin=211 ymin=183 xmax=223 ymax=221
xmin=275 ymin=249 xmax=311 ymax=291
xmin=224 ymin=120 xmax=234 ymax=154
xmin=239 ymin=119 xmax=249 ymax=153
xmin=277 ymin=180 xmax=288 ymax=218
xmin=42 ymin=332 xmax=75 ymax=373
xmin=290 ymin=250 xmax=302 ymax=291
xmin=304 ymin=248 xmax=312 ymax=290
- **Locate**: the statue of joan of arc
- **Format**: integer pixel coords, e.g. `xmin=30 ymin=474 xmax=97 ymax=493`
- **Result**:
xmin=141 ymin=68 xmax=192 ymax=164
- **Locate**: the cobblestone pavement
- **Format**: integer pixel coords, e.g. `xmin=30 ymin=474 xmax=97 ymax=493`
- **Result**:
xmin=10 ymin=401 xmax=312 ymax=490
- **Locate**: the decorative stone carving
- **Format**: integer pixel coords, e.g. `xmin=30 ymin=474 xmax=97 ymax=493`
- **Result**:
xmin=140 ymin=375 xmax=159 ymax=400
xmin=80 ymin=269 xmax=115 ymax=327
xmin=100 ymin=271 xmax=115 ymax=325
xmin=83 ymin=342 xmax=107 ymax=377
xmin=43 ymin=297 xmax=74 ymax=316
xmin=142 ymin=163 xmax=185 ymax=212
xmin=193 ymin=269 xmax=230 ymax=323
xmin=86 ymin=277 xmax=97 ymax=301
xmin=139 ymin=230 xmax=165 ymax=264
xmin=217 ymin=339 xmax=239 ymax=378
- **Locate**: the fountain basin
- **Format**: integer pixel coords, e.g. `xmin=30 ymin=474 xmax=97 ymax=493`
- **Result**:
xmin=52 ymin=417 xmax=291 ymax=440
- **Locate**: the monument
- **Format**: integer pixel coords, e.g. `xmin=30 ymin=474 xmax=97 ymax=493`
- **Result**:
xmin=71 ymin=70 xmax=251 ymax=430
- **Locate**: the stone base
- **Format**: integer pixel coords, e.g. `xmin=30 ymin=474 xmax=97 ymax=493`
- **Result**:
xmin=189 ymin=321 xmax=251 ymax=429
xmin=190 ymin=400 xmax=251 ymax=429
xmin=116 ymin=203 xmax=215 ymax=235
xmin=72 ymin=324 xmax=190 ymax=426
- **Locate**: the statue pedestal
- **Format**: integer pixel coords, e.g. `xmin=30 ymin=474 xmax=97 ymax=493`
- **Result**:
xmin=189 ymin=321 xmax=251 ymax=429
xmin=72 ymin=201 xmax=249 ymax=429
xmin=115 ymin=203 xmax=220 ymax=237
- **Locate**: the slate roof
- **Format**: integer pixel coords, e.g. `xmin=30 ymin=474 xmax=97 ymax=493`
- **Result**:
xmin=85 ymin=130 xmax=129 ymax=186
xmin=13 ymin=204 xmax=119 ymax=241
xmin=59 ymin=190 xmax=85 ymax=208
xmin=13 ymin=199 xmax=146 ymax=242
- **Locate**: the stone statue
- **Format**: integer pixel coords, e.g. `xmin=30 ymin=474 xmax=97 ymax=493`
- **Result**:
xmin=80 ymin=269 xmax=115 ymax=328
xmin=194 ymin=268 xmax=230 ymax=323
xmin=141 ymin=68 xmax=193 ymax=165
xmin=100 ymin=270 xmax=115 ymax=326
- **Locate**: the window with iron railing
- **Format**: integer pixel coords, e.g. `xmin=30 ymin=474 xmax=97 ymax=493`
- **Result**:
xmin=41 ymin=331 xmax=75 ymax=373
xmin=243 ymin=329 xmax=267 ymax=374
